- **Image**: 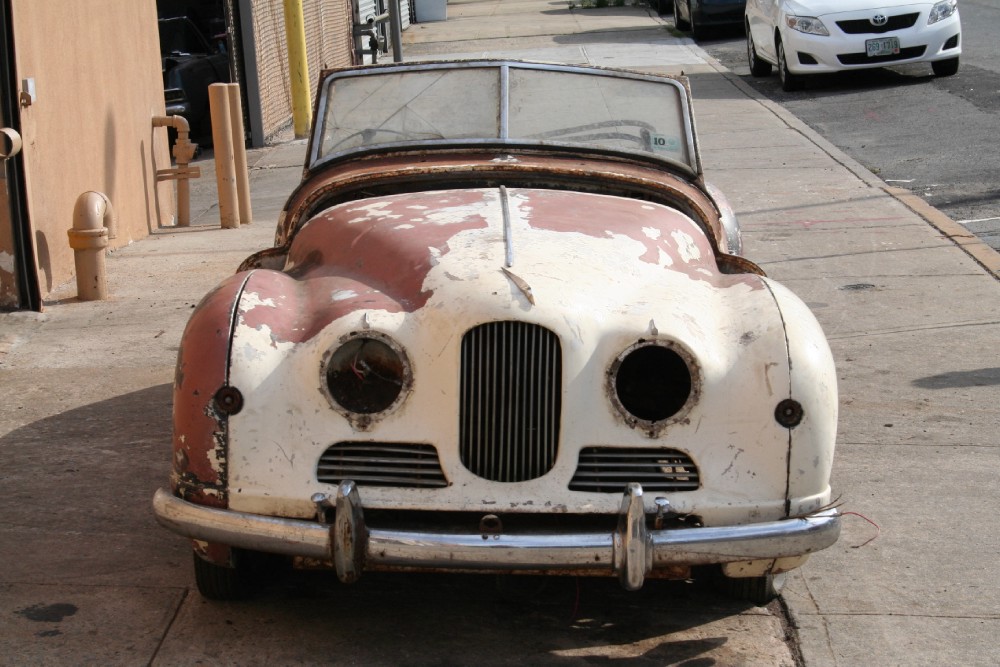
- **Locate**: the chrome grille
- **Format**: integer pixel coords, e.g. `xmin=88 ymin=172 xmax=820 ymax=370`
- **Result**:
xmin=569 ymin=447 xmax=699 ymax=493
xmin=317 ymin=442 xmax=447 ymax=488
xmin=459 ymin=321 xmax=561 ymax=482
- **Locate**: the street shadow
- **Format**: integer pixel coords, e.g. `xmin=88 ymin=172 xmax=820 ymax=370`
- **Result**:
xmin=0 ymin=383 xmax=172 ymax=534
xmin=0 ymin=385 xmax=787 ymax=663
xmin=913 ymin=367 xmax=1000 ymax=389
xmin=181 ymin=569 xmax=757 ymax=664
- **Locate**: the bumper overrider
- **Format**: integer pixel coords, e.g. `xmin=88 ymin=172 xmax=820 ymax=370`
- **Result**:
xmin=153 ymin=482 xmax=840 ymax=591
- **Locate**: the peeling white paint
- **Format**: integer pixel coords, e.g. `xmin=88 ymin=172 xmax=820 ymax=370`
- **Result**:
xmin=671 ymin=229 xmax=701 ymax=263
xmin=331 ymin=289 xmax=358 ymax=302
xmin=642 ymin=226 xmax=662 ymax=241
xmin=234 ymin=322 xmax=295 ymax=359
xmin=428 ymin=246 xmax=442 ymax=266
xmin=0 ymin=250 xmax=14 ymax=274
xmin=240 ymin=291 xmax=278 ymax=312
xmin=346 ymin=201 xmax=404 ymax=223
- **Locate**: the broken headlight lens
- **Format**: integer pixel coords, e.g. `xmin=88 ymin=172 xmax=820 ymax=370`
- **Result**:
xmin=325 ymin=335 xmax=409 ymax=414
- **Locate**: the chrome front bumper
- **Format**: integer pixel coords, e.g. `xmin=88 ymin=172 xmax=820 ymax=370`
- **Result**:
xmin=153 ymin=482 xmax=840 ymax=591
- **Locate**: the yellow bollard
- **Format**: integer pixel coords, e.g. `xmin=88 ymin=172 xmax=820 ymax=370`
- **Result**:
xmin=283 ymin=0 xmax=312 ymax=139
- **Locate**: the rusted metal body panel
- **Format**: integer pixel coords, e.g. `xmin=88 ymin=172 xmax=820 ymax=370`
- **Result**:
xmin=172 ymin=273 xmax=250 ymax=508
xmin=264 ymin=151 xmax=732 ymax=254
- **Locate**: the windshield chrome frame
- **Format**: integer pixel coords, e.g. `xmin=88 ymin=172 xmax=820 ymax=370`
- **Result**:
xmin=308 ymin=60 xmax=701 ymax=178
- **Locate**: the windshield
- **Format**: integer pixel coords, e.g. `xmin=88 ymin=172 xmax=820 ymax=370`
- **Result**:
xmin=312 ymin=62 xmax=699 ymax=176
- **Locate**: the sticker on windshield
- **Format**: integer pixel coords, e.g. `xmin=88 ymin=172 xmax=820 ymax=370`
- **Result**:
xmin=650 ymin=133 xmax=681 ymax=153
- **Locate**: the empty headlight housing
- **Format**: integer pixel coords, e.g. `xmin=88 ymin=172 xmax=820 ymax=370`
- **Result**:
xmin=323 ymin=333 xmax=411 ymax=415
xmin=609 ymin=340 xmax=698 ymax=430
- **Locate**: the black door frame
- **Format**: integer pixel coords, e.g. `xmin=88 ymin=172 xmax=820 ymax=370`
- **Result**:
xmin=0 ymin=0 xmax=39 ymax=311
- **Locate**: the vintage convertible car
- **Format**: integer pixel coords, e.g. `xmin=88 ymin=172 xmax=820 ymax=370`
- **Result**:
xmin=153 ymin=60 xmax=840 ymax=603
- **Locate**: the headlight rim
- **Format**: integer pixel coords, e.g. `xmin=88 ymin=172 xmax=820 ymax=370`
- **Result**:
xmin=320 ymin=330 xmax=413 ymax=422
xmin=607 ymin=338 xmax=701 ymax=434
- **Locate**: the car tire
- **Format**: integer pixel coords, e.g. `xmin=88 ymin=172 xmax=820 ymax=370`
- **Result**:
xmin=747 ymin=28 xmax=772 ymax=77
xmin=777 ymin=39 xmax=804 ymax=92
xmin=673 ymin=0 xmax=690 ymax=31
xmin=193 ymin=550 xmax=251 ymax=601
xmin=716 ymin=571 xmax=787 ymax=606
xmin=932 ymin=57 xmax=959 ymax=77
xmin=691 ymin=13 xmax=706 ymax=40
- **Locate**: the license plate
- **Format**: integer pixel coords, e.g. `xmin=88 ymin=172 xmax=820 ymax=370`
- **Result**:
xmin=866 ymin=36 xmax=900 ymax=57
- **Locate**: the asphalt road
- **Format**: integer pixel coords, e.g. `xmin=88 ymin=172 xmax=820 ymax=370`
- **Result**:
xmin=687 ymin=0 xmax=1000 ymax=250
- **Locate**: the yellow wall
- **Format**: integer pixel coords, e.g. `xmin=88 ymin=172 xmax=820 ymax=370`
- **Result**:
xmin=12 ymin=0 xmax=173 ymax=298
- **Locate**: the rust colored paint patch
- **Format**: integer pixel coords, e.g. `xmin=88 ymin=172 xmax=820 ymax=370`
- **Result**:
xmin=173 ymin=272 xmax=249 ymax=507
xmin=193 ymin=540 xmax=234 ymax=567
xmin=0 ymin=182 xmax=19 ymax=308
xmin=523 ymin=189 xmax=712 ymax=265
xmin=521 ymin=190 xmax=761 ymax=290
xmin=276 ymin=151 xmax=725 ymax=249
xmin=235 ymin=269 xmax=411 ymax=344
xmin=237 ymin=190 xmax=492 ymax=343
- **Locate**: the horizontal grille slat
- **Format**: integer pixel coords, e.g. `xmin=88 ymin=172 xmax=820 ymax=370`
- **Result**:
xmin=317 ymin=442 xmax=447 ymax=488
xmin=460 ymin=321 xmax=562 ymax=483
xmin=570 ymin=447 xmax=700 ymax=493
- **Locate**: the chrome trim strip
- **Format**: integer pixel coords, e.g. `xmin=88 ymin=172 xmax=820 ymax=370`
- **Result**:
xmin=154 ymin=486 xmax=840 ymax=590
xmin=500 ymin=185 xmax=513 ymax=267
xmin=499 ymin=64 xmax=510 ymax=139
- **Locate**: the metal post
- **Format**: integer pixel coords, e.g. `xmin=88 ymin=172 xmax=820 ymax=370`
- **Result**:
xmin=208 ymin=83 xmax=240 ymax=229
xmin=226 ymin=84 xmax=252 ymax=226
xmin=282 ymin=0 xmax=312 ymax=139
xmin=389 ymin=0 xmax=403 ymax=62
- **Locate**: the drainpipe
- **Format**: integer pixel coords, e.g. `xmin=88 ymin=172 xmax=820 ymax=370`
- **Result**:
xmin=67 ymin=191 xmax=116 ymax=301
xmin=152 ymin=115 xmax=200 ymax=227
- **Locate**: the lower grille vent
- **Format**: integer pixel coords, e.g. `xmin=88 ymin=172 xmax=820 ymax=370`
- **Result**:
xmin=839 ymin=46 xmax=925 ymax=65
xmin=317 ymin=442 xmax=447 ymax=488
xmin=569 ymin=447 xmax=700 ymax=493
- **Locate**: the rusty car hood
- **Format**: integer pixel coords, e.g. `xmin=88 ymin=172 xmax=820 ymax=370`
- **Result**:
xmin=243 ymin=187 xmax=768 ymax=345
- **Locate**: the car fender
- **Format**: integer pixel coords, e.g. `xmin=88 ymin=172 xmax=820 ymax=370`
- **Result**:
xmin=172 ymin=271 xmax=253 ymax=508
xmin=765 ymin=279 xmax=838 ymax=513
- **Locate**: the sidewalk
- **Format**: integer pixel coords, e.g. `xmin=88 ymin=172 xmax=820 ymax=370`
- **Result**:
xmin=3 ymin=1 xmax=1000 ymax=664
xmin=406 ymin=8 xmax=1000 ymax=665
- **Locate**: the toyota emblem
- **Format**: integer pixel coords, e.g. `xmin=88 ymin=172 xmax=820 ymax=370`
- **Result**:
xmin=870 ymin=13 xmax=888 ymax=26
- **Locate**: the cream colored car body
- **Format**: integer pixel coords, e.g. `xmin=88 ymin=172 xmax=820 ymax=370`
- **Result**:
xmin=154 ymin=61 xmax=839 ymax=600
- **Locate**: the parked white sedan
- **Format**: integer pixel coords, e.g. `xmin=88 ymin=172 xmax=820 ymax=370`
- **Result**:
xmin=745 ymin=0 xmax=961 ymax=90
